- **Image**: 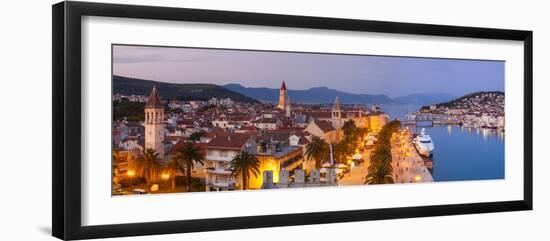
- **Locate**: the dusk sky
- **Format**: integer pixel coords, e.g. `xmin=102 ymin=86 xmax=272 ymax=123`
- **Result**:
xmin=113 ymin=45 xmax=504 ymax=98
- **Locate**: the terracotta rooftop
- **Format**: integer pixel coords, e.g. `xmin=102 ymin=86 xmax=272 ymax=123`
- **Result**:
xmin=307 ymin=112 xmax=332 ymax=119
xmin=252 ymin=117 xmax=279 ymax=124
xmin=205 ymin=133 xmax=254 ymax=150
xmin=170 ymin=141 xmax=206 ymax=154
xmin=314 ymin=120 xmax=336 ymax=132
xmin=298 ymin=136 xmax=310 ymax=145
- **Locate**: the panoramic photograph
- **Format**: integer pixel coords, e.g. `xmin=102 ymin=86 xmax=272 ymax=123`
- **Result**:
xmin=111 ymin=44 xmax=505 ymax=195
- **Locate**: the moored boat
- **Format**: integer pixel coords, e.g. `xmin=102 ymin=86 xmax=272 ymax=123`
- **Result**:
xmin=413 ymin=128 xmax=435 ymax=157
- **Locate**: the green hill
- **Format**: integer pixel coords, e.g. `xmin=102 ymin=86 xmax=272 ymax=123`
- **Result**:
xmin=435 ymin=91 xmax=504 ymax=108
xmin=113 ymin=75 xmax=260 ymax=103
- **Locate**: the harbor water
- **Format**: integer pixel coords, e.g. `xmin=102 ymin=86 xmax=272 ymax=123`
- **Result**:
xmin=382 ymin=104 xmax=505 ymax=181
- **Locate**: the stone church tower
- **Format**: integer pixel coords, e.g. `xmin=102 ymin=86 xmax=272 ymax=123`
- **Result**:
xmin=332 ymin=96 xmax=341 ymax=119
xmin=331 ymin=96 xmax=343 ymax=130
xmin=278 ymin=81 xmax=287 ymax=110
xmin=144 ymin=85 xmax=165 ymax=158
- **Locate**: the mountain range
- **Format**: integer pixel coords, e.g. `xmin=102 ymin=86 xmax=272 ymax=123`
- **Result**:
xmin=224 ymin=83 xmax=454 ymax=105
xmin=113 ymin=75 xmax=455 ymax=106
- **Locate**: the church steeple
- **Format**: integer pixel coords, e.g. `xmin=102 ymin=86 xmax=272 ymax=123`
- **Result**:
xmin=145 ymin=85 xmax=163 ymax=108
xmin=333 ymin=96 xmax=340 ymax=111
xmin=332 ymin=96 xmax=341 ymax=119
xmin=278 ymin=81 xmax=288 ymax=110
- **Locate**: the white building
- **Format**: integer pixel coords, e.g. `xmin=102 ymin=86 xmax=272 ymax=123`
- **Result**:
xmin=252 ymin=117 xmax=282 ymax=130
xmin=204 ymin=133 xmax=256 ymax=191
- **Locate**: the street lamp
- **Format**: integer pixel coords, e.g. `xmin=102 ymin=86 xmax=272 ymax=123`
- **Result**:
xmin=414 ymin=175 xmax=422 ymax=182
xmin=127 ymin=170 xmax=135 ymax=177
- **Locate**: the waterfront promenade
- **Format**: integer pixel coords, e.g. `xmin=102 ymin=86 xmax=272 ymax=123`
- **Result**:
xmin=391 ymin=129 xmax=434 ymax=183
xmin=338 ymin=127 xmax=433 ymax=186
xmin=339 ymin=149 xmax=371 ymax=185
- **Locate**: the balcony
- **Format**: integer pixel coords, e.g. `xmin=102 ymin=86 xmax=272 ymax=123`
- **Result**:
xmin=207 ymin=180 xmax=234 ymax=188
xmin=206 ymin=167 xmax=232 ymax=175
xmin=205 ymin=155 xmax=233 ymax=162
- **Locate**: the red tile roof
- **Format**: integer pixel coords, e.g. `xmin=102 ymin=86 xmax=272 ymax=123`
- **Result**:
xmin=170 ymin=141 xmax=206 ymax=154
xmin=205 ymin=133 xmax=254 ymax=150
xmin=307 ymin=111 xmax=332 ymax=119
xmin=314 ymin=120 xmax=335 ymax=132
xmin=298 ymin=136 xmax=310 ymax=145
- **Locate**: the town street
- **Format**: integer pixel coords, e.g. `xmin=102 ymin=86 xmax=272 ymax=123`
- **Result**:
xmin=339 ymin=149 xmax=371 ymax=185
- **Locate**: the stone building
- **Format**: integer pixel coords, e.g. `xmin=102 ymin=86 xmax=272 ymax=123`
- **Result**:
xmin=144 ymin=86 xmax=165 ymax=158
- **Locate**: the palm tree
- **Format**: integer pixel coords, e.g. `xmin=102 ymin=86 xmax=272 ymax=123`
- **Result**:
xmin=189 ymin=132 xmax=204 ymax=142
xmin=364 ymin=163 xmax=394 ymax=184
xmin=112 ymin=149 xmax=122 ymax=186
xmin=135 ymin=148 xmax=162 ymax=185
xmin=333 ymin=141 xmax=350 ymax=164
xmin=173 ymin=142 xmax=205 ymax=192
xmin=230 ymin=151 xmax=260 ymax=190
xmin=305 ymin=136 xmax=329 ymax=168
xmin=164 ymin=157 xmax=183 ymax=189
xmin=342 ymin=119 xmax=357 ymax=137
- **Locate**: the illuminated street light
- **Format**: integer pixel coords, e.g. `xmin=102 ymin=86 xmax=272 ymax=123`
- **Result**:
xmin=161 ymin=173 xmax=170 ymax=180
xmin=414 ymin=175 xmax=422 ymax=182
xmin=127 ymin=170 xmax=135 ymax=177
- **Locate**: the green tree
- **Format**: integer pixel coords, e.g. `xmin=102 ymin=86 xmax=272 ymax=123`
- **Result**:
xmin=135 ymin=148 xmax=162 ymax=185
xmin=305 ymin=136 xmax=329 ymax=168
xmin=370 ymin=145 xmax=392 ymax=164
xmin=364 ymin=119 xmax=401 ymax=185
xmin=173 ymin=142 xmax=205 ymax=192
xmin=364 ymin=163 xmax=394 ymax=184
xmin=342 ymin=119 xmax=357 ymax=137
xmin=112 ymin=99 xmax=145 ymax=121
xmin=230 ymin=151 xmax=260 ymax=190
xmin=333 ymin=140 xmax=351 ymax=164
xmin=189 ymin=132 xmax=204 ymax=142
xmin=164 ymin=157 xmax=183 ymax=189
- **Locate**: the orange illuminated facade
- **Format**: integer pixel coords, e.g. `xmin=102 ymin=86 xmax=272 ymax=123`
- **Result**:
xmin=247 ymin=146 xmax=303 ymax=189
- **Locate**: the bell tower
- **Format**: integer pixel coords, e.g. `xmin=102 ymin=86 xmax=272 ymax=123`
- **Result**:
xmin=144 ymin=85 xmax=165 ymax=158
xmin=332 ymin=96 xmax=341 ymax=119
xmin=278 ymin=81 xmax=287 ymax=110
xmin=331 ymin=96 xmax=343 ymax=131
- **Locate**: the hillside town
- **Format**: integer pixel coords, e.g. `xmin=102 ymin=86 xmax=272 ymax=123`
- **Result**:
xmin=112 ymin=81 xmax=398 ymax=194
xmin=407 ymin=91 xmax=505 ymax=129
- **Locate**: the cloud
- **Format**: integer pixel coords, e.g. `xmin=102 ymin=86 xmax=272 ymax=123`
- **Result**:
xmin=113 ymin=45 xmax=208 ymax=64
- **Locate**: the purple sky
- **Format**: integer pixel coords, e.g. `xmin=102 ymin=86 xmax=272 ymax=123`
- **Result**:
xmin=113 ymin=45 xmax=504 ymax=97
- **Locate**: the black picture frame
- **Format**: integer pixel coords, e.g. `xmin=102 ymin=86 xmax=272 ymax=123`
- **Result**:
xmin=52 ymin=1 xmax=533 ymax=240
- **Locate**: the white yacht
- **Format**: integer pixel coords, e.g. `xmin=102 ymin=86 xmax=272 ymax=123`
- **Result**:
xmin=413 ymin=128 xmax=435 ymax=157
